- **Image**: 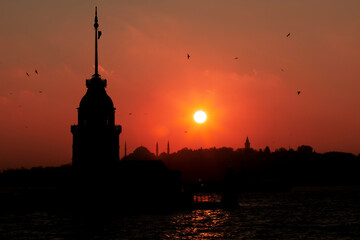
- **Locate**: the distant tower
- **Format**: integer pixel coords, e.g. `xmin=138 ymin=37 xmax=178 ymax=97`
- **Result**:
xmin=156 ymin=142 xmax=159 ymax=157
xmin=71 ymin=7 xmax=121 ymax=170
xmin=124 ymin=141 xmax=127 ymax=158
xmin=245 ymin=136 xmax=250 ymax=150
xmin=167 ymin=141 xmax=170 ymax=155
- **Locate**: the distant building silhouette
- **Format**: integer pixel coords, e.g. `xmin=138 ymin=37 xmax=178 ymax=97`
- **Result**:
xmin=125 ymin=146 xmax=156 ymax=160
xmin=245 ymin=136 xmax=250 ymax=150
xmin=167 ymin=141 xmax=170 ymax=155
xmin=71 ymin=7 xmax=121 ymax=171
xmin=297 ymin=145 xmax=313 ymax=154
xmin=264 ymin=146 xmax=271 ymax=154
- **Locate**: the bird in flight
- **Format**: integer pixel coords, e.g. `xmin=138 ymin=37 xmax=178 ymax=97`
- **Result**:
xmin=129 ymin=113 xmax=132 ymax=115
xmin=187 ymin=53 xmax=190 ymax=59
xmin=281 ymin=68 xmax=285 ymax=72
xmin=297 ymin=91 xmax=301 ymax=95
xmin=26 ymin=72 xmax=30 ymax=77
xmin=287 ymin=33 xmax=291 ymax=37
xmin=35 ymin=69 xmax=38 ymax=74
xmin=39 ymin=91 xmax=42 ymax=93
xmin=234 ymin=57 xmax=239 ymax=60
xmin=184 ymin=131 xmax=188 ymax=133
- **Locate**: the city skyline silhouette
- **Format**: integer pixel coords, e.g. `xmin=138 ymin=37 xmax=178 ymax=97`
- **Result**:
xmin=0 ymin=1 xmax=360 ymax=171
xmin=1 ymin=4 xmax=360 ymax=239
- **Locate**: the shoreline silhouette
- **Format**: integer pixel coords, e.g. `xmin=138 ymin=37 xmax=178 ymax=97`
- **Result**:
xmin=1 ymin=7 xmax=360 ymax=215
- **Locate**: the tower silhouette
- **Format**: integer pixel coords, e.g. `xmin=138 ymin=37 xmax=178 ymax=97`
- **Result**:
xmin=245 ymin=136 xmax=250 ymax=150
xmin=167 ymin=141 xmax=170 ymax=155
xmin=71 ymin=7 xmax=121 ymax=171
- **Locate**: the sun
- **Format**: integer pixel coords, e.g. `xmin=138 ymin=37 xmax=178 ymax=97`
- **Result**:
xmin=194 ymin=111 xmax=207 ymax=124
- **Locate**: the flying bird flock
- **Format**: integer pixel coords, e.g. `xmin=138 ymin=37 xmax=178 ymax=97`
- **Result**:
xmin=186 ymin=32 xmax=301 ymax=96
xmin=25 ymin=69 xmax=39 ymax=77
xmin=16 ymin=28 xmax=302 ymax=131
xmin=12 ymin=68 xmax=44 ymax=128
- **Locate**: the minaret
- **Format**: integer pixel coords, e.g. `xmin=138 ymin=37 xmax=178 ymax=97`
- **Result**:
xmin=156 ymin=142 xmax=159 ymax=157
xmin=124 ymin=141 xmax=127 ymax=158
xmin=167 ymin=141 xmax=170 ymax=155
xmin=71 ymin=7 xmax=122 ymax=171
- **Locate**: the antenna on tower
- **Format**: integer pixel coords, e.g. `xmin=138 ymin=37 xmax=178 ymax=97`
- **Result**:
xmin=93 ymin=6 xmax=99 ymax=78
xmin=86 ymin=6 xmax=107 ymax=88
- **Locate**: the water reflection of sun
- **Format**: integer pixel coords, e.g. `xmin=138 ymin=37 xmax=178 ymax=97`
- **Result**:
xmin=169 ymin=206 xmax=231 ymax=239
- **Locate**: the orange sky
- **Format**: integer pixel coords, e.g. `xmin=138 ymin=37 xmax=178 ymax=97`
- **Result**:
xmin=1 ymin=0 xmax=360 ymax=169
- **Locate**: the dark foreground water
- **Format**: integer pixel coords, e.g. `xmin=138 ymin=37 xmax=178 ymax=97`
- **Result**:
xmin=1 ymin=191 xmax=360 ymax=239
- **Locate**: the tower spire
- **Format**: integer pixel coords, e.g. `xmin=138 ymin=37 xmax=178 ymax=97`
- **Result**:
xmin=93 ymin=6 xmax=99 ymax=78
xmin=245 ymin=136 xmax=250 ymax=150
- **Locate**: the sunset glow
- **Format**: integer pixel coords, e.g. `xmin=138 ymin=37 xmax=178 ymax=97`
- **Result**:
xmin=0 ymin=1 xmax=360 ymax=170
xmin=1 ymin=3 xmax=359 ymax=238
xmin=194 ymin=111 xmax=207 ymax=124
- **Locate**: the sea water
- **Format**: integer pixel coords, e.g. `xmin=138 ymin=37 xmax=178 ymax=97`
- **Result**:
xmin=1 ymin=191 xmax=359 ymax=239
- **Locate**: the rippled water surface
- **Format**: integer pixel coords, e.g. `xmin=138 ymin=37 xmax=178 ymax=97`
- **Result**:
xmin=1 ymin=191 xmax=360 ymax=239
